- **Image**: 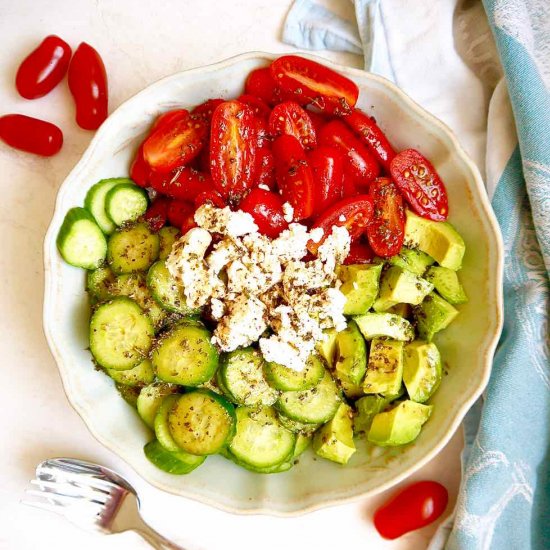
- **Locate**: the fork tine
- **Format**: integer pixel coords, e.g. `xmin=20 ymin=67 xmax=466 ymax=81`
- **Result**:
xmin=24 ymin=488 xmax=106 ymax=514
xmin=29 ymin=480 xmax=111 ymax=505
xmin=36 ymin=467 xmax=119 ymax=495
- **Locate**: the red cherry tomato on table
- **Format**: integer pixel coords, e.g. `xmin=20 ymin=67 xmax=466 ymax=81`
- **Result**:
xmin=309 ymin=195 xmax=373 ymax=254
xmin=16 ymin=35 xmax=71 ymax=99
xmin=308 ymin=146 xmax=344 ymax=215
xmin=150 ymin=167 xmax=212 ymax=201
xmin=390 ymin=149 xmax=449 ymax=221
xmin=144 ymin=196 xmax=170 ymax=232
xmin=344 ymin=240 xmax=375 ymax=264
xmin=269 ymin=102 xmax=317 ymax=150
xmin=237 ymin=94 xmax=271 ymax=120
xmin=0 ymin=114 xmax=63 ymax=156
xmin=343 ymin=108 xmax=395 ymax=171
xmin=271 ymin=55 xmax=359 ymax=115
xmin=143 ymin=111 xmax=207 ymax=174
xmin=194 ymin=190 xmax=226 ymax=210
xmin=374 ymin=481 xmax=449 ymax=540
xmin=367 ymin=177 xmax=405 ymax=257
xmin=191 ymin=99 xmax=225 ymax=123
xmin=255 ymin=147 xmax=276 ymax=189
xmin=272 ymin=134 xmax=315 ymax=221
xmin=67 ymin=43 xmax=108 ymax=130
xmin=210 ymin=100 xmax=258 ymax=202
xmin=239 ymin=188 xmax=288 ymax=238
xmin=318 ymin=120 xmax=380 ymax=188
xmin=167 ymin=200 xmax=196 ymax=233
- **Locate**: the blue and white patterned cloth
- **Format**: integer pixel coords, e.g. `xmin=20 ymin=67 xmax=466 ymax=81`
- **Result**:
xmin=283 ymin=1 xmax=549 ymax=548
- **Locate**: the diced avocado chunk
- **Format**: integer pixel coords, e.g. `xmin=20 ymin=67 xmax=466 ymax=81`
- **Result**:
xmin=294 ymin=433 xmax=312 ymax=457
xmin=389 ymin=247 xmax=435 ymax=275
xmin=373 ymin=266 xmax=434 ymax=312
xmin=354 ymin=312 xmax=414 ymax=341
xmin=368 ymin=400 xmax=432 ymax=446
xmin=316 ymin=329 xmax=338 ymax=367
xmin=353 ymin=395 xmax=389 ymax=437
xmin=404 ymin=210 xmax=465 ymax=270
xmin=313 ymin=403 xmax=356 ymax=464
xmin=384 ymin=383 xmax=406 ymax=402
xmin=414 ymin=292 xmax=459 ymax=341
xmin=363 ymin=338 xmax=404 ymax=396
xmin=425 ymin=266 xmax=468 ymax=304
xmin=386 ymin=303 xmax=411 ymax=318
xmin=334 ymin=321 xmax=367 ymax=386
xmin=403 ymin=341 xmax=442 ymax=402
xmin=338 ymin=263 xmax=383 ymax=315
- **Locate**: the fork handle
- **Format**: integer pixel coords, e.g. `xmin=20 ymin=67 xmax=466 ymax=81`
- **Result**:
xmin=134 ymin=526 xmax=185 ymax=550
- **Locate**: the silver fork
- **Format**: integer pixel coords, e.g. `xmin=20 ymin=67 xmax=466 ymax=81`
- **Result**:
xmin=22 ymin=457 xmax=184 ymax=549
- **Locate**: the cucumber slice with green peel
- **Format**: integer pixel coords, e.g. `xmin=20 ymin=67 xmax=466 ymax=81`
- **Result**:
xmin=86 ymin=266 xmax=116 ymax=300
xmin=90 ymin=297 xmax=154 ymax=370
xmin=106 ymin=359 xmax=154 ymax=387
xmin=105 ymin=183 xmax=149 ymax=226
xmin=277 ymin=371 xmax=341 ymax=424
xmin=107 ymin=223 xmax=159 ymax=274
xmin=116 ymin=383 xmax=141 ymax=407
xmin=264 ymin=354 xmax=325 ymax=392
xmin=57 ymin=207 xmax=107 ymax=270
xmin=147 ymin=261 xmax=197 ymax=315
xmin=154 ymin=394 xmax=182 ymax=452
xmin=229 ymin=406 xmax=296 ymax=469
xmin=152 ymin=324 xmax=219 ymax=386
xmin=137 ymin=383 xmax=179 ymax=429
xmin=223 ymin=449 xmax=294 ymax=474
xmin=277 ymin=413 xmax=320 ymax=436
xmin=220 ymin=348 xmax=278 ymax=407
xmin=84 ymin=178 xmax=132 ymax=234
xmin=144 ymin=440 xmax=205 ymax=475
xmin=158 ymin=226 xmax=180 ymax=260
xmin=168 ymin=390 xmax=236 ymax=455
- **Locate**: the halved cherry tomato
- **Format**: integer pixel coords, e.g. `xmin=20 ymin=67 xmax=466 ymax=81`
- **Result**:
xmin=130 ymin=144 xmax=150 ymax=187
xmin=309 ymin=195 xmax=373 ymax=254
xmin=167 ymin=200 xmax=196 ymax=232
xmin=318 ymin=120 xmax=380 ymax=187
xmin=245 ymin=67 xmax=280 ymax=105
xmin=237 ymin=94 xmax=271 ymax=120
xmin=191 ymin=99 xmax=225 ymax=122
xmin=390 ymin=149 xmax=449 ymax=221
xmin=210 ymin=100 xmax=258 ymax=202
xmin=269 ymin=102 xmax=317 ymax=150
xmin=67 ymin=43 xmax=108 ymax=130
xmin=271 ymin=55 xmax=359 ymax=115
xmin=143 ymin=110 xmax=207 ymax=174
xmin=150 ymin=167 xmax=212 ymax=201
xmin=194 ymin=190 xmax=226 ymax=209
xmin=144 ymin=196 xmax=170 ymax=232
xmin=367 ymin=177 xmax=405 ymax=257
xmin=152 ymin=108 xmax=189 ymax=132
xmin=16 ymin=35 xmax=72 ymax=99
xmin=272 ymin=134 xmax=314 ymax=220
xmin=197 ymin=145 xmax=211 ymax=173
xmin=344 ymin=240 xmax=375 ymax=264
xmin=255 ymin=147 xmax=276 ymax=189
xmin=343 ymin=108 xmax=395 ymax=171
xmin=0 ymin=114 xmax=63 ymax=156
xmin=374 ymin=481 xmax=448 ymax=540
xmin=239 ymin=188 xmax=288 ymax=238
xmin=308 ymin=146 xmax=344 ymax=215
xmin=307 ymin=109 xmax=330 ymax=134
xmin=255 ymin=115 xmax=271 ymax=149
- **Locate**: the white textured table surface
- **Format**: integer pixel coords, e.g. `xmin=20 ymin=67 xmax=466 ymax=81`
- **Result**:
xmin=0 ymin=1 xmax=463 ymax=548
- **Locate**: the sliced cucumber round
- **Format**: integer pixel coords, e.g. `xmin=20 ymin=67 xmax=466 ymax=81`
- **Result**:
xmin=57 ymin=207 xmax=107 ymax=270
xmin=84 ymin=178 xmax=132 ymax=234
xmin=107 ymin=223 xmax=159 ymax=274
xmin=277 ymin=371 xmax=341 ymax=424
xmin=229 ymin=406 xmax=296 ymax=469
xmin=86 ymin=266 xmax=116 ymax=301
xmin=154 ymin=394 xmax=182 ymax=452
xmin=144 ymin=440 xmax=205 ymax=475
xmin=90 ymin=297 xmax=154 ymax=371
xmin=152 ymin=323 xmax=219 ymax=386
xmin=158 ymin=226 xmax=180 ymax=260
xmin=106 ymin=359 xmax=154 ymax=387
xmin=220 ymin=348 xmax=278 ymax=407
xmin=105 ymin=183 xmax=149 ymax=226
xmin=116 ymin=383 xmax=141 ymax=407
xmin=147 ymin=261 xmax=197 ymax=315
xmin=277 ymin=413 xmax=320 ymax=436
xmin=264 ymin=354 xmax=325 ymax=392
xmin=168 ymin=390 xmax=236 ymax=455
xmin=137 ymin=383 xmax=179 ymax=429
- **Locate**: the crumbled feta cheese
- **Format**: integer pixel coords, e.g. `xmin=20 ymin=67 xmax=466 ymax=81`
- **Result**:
xmin=259 ymin=337 xmax=311 ymax=372
xmin=310 ymin=227 xmax=324 ymax=243
xmin=194 ymin=203 xmax=258 ymax=237
xmin=258 ymin=183 xmax=271 ymax=191
xmin=338 ymin=214 xmax=346 ymax=222
xmin=282 ymin=202 xmax=294 ymax=223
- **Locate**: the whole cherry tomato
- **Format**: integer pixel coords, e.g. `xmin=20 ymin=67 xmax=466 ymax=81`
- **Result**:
xmin=239 ymin=188 xmax=288 ymax=238
xmin=308 ymin=146 xmax=344 ymax=215
xmin=342 ymin=171 xmax=358 ymax=197
xmin=67 ymin=43 xmax=108 ymax=130
xmin=0 ymin=114 xmax=63 ymax=156
xmin=255 ymin=147 xmax=276 ymax=189
xmin=130 ymin=144 xmax=150 ymax=187
xmin=306 ymin=109 xmax=330 ymax=134
xmin=245 ymin=67 xmax=280 ymax=105
xmin=272 ymin=134 xmax=314 ymax=220
xmin=191 ymin=99 xmax=225 ymax=123
xmin=167 ymin=200 xmax=195 ymax=232
xmin=237 ymin=94 xmax=271 ymax=120
xmin=271 ymin=55 xmax=359 ymax=115
xmin=390 ymin=149 xmax=449 ymax=221
xmin=143 ymin=111 xmax=207 ymax=174
xmin=318 ymin=120 xmax=380 ymax=187
xmin=374 ymin=481 xmax=449 ymax=540
xmin=269 ymin=102 xmax=317 ymax=150
xmin=367 ymin=177 xmax=405 ymax=257
xmin=144 ymin=196 xmax=170 ymax=232
xmin=16 ymin=35 xmax=72 ymax=99
xmin=344 ymin=240 xmax=375 ymax=264
xmin=343 ymin=108 xmax=395 ymax=171
xmin=194 ymin=190 xmax=226 ymax=209
xmin=210 ymin=100 xmax=258 ymax=202
xmin=150 ymin=167 xmax=212 ymax=201
xmin=309 ymin=195 xmax=373 ymax=254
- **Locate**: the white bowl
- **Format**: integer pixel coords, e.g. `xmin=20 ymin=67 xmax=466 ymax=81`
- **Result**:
xmin=43 ymin=52 xmax=503 ymax=515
